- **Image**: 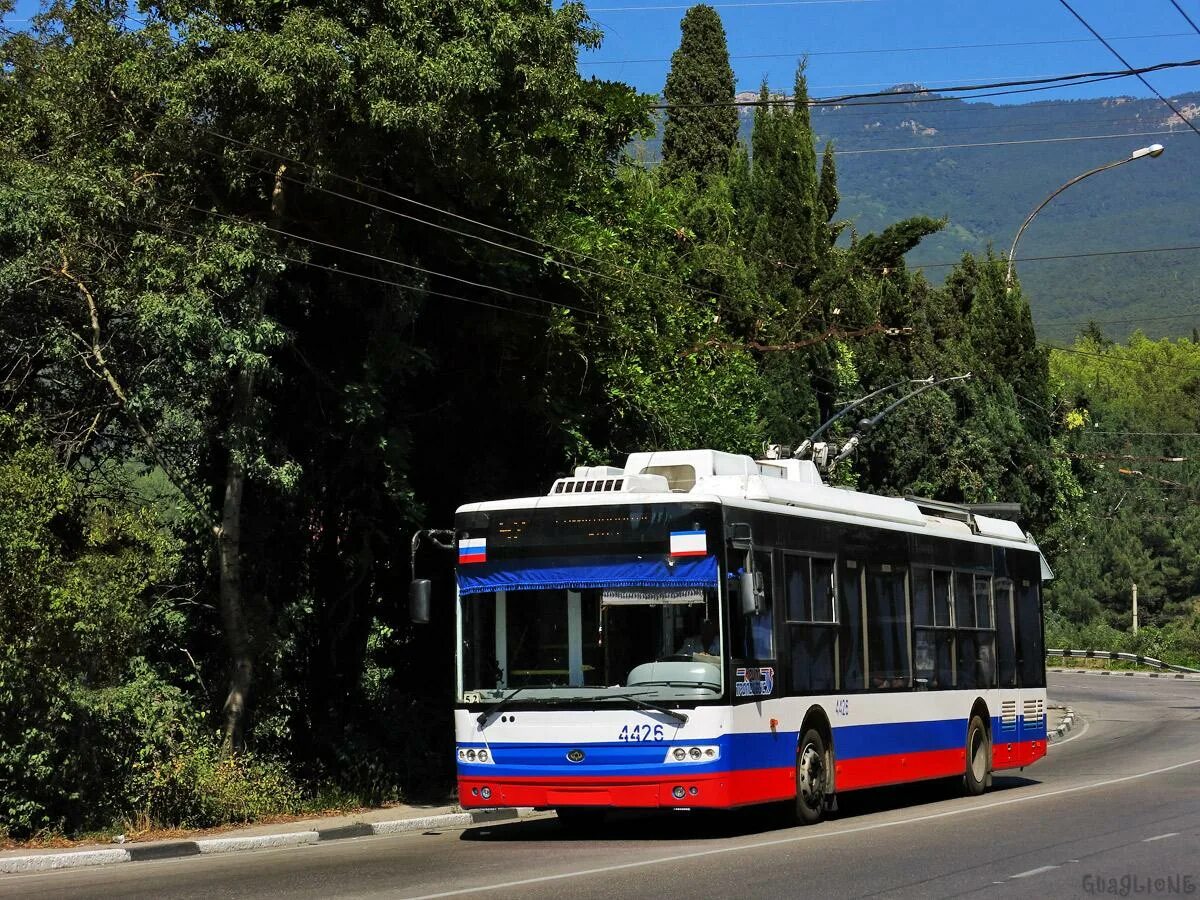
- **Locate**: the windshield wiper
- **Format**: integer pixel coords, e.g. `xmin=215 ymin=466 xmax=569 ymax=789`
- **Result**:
xmin=614 ymin=692 xmax=689 ymax=725
xmin=477 ymin=688 xmax=524 ymax=726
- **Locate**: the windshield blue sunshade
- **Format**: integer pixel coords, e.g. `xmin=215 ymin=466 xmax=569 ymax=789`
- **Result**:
xmin=457 ymin=555 xmax=717 ymax=596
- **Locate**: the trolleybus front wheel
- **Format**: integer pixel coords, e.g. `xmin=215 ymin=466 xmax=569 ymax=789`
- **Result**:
xmin=794 ymin=728 xmax=829 ymax=825
xmin=963 ymin=715 xmax=990 ymax=797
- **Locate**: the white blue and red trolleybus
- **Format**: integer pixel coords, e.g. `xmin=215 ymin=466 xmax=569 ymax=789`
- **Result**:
xmin=433 ymin=449 xmax=1049 ymax=825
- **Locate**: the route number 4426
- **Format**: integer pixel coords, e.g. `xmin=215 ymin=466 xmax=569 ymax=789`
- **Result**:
xmin=618 ymin=723 xmax=664 ymax=742
xmin=834 ymin=699 xmax=850 ymax=717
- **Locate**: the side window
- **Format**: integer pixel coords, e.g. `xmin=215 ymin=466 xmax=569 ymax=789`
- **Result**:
xmin=866 ymin=564 xmax=910 ymax=689
xmin=839 ymin=561 xmax=865 ymax=690
xmin=785 ymin=553 xmax=837 ymax=694
xmin=955 ymin=572 xmax=996 ymax=689
xmin=1016 ymin=579 xmax=1045 ymax=687
xmin=912 ymin=567 xmax=955 ymax=690
xmin=995 ymin=578 xmax=1017 ymax=688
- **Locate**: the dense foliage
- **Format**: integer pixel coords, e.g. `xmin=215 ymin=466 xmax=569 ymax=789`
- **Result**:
xmin=1043 ymin=332 xmax=1200 ymax=664
xmin=1 ymin=0 xmax=1179 ymax=840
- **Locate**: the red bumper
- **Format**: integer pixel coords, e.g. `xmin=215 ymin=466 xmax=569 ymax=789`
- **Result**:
xmin=459 ymin=767 xmax=795 ymax=810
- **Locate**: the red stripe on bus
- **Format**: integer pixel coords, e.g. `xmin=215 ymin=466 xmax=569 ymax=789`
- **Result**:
xmin=459 ymin=740 xmax=1048 ymax=810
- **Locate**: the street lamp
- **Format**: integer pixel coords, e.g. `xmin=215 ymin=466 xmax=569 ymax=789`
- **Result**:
xmin=1004 ymin=143 xmax=1164 ymax=290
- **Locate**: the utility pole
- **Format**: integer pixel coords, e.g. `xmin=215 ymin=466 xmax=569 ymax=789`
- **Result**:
xmin=1132 ymin=582 xmax=1139 ymax=635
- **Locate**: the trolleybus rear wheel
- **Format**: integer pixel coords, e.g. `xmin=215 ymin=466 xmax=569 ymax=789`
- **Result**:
xmin=963 ymin=715 xmax=990 ymax=797
xmin=795 ymin=728 xmax=828 ymax=825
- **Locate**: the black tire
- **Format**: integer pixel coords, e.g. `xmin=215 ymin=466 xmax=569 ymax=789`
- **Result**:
xmin=555 ymin=807 xmax=607 ymax=833
xmin=963 ymin=714 xmax=990 ymax=797
xmin=794 ymin=728 xmax=829 ymax=825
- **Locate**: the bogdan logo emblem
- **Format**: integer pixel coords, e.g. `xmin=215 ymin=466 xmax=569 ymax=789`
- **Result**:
xmin=735 ymin=667 xmax=775 ymax=697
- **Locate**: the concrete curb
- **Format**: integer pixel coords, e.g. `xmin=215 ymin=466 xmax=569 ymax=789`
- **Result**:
xmin=0 ymin=807 xmax=535 ymax=875
xmin=1047 ymin=704 xmax=1078 ymax=743
xmin=1049 ymin=667 xmax=1200 ymax=681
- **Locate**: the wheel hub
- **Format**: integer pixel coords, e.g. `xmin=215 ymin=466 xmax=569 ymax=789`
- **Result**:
xmin=799 ymin=744 xmax=824 ymax=806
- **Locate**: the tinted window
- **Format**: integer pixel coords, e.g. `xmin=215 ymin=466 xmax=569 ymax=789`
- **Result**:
xmin=995 ymin=579 xmax=1017 ymax=688
xmin=1016 ymin=579 xmax=1045 ymax=687
xmin=866 ymin=565 xmax=910 ymax=689
xmin=955 ymin=571 xmax=975 ymax=627
xmin=784 ymin=553 xmax=811 ymax=622
xmin=839 ymin=561 xmax=865 ymax=690
xmin=790 ymin=625 xmax=837 ymax=694
xmin=933 ymin=570 xmax=952 ymax=626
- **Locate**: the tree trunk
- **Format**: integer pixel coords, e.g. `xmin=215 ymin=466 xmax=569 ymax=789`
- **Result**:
xmin=218 ymin=400 xmax=253 ymax=753
xmin=218 ymin=163 xmax=287 ymax=754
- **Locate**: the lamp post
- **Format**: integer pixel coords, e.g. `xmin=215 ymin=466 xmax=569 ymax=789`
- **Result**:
xmin=1004 ymin=143 xmax=1164 ymax=290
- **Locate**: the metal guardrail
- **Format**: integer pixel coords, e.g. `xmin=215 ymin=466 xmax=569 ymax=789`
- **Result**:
xmin=1046 ymin=648 xmax=1200 ymax=674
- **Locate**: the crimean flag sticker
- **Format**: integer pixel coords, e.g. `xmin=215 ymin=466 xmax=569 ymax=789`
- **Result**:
xmin=458 ymin=538 xmax=487 ymax=565
xmin=669 ymin=530 xmax=707 ymax=557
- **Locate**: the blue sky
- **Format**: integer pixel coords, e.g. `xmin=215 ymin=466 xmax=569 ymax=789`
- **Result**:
xmin=576 ymin=0 xmax=1200 ymax=103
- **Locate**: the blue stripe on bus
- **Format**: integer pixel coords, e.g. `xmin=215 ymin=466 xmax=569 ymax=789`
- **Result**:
xmin=458 ymin=715 xmax=1044 ymax=778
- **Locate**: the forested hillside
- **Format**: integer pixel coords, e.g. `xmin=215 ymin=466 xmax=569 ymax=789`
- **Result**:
xmin=1 ymin=0 xmax=1194 ymax=843
xmin=640 ymin=90 xmax=1200 ymax=340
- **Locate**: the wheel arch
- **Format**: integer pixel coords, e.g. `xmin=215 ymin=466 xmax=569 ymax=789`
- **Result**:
xmin=969 ymin=697 xmax=991 ymax=740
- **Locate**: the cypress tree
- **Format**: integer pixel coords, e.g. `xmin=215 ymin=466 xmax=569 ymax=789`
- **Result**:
xmin=817 ymin=141 xmax=839 ymax=223
xmin=661 ymin=4 xmax=738 ymax=181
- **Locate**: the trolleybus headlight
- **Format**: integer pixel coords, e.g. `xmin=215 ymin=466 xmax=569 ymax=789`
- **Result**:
xmin=478 ymin=749 xmax=488 ymax=762
xmin=704 ymin=748 xmax=716 ymax=758
xmin=672 ymin=786 xmax=686 ymax=800
xmin=673 ymin=748 xmax=686 ymax=761
xmin=689 ymin=786 xmax=698 ymax=796
xmin=688 ymin=747 xmax=702 ymax=760
xmin=466 ymin=749 xmax=477 ymax=762
xmin=480 ymin=787 xmax=492 ymax=800
xmin=457 ymin=749 xmax=467 ymax=762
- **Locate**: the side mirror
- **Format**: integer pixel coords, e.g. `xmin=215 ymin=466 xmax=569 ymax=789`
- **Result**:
xmin=409 ymin=579 xmax=432 ymax=624
xmin=740 ymin=571 xmax=763 ymax=616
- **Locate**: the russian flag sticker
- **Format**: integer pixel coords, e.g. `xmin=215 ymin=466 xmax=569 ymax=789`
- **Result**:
xmin=670 ymin=530 xmax=707 ymax=557
xmin=458 ymin=537 xmax=487 ymax=565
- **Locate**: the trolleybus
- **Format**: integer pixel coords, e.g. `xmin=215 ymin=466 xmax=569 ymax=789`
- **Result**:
xmin=423 ymin=449 xmax=1049 ymax=825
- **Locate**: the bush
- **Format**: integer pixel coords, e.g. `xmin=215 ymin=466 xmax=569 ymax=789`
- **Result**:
xmin=137 ymin=740 xmax=303 ymax=830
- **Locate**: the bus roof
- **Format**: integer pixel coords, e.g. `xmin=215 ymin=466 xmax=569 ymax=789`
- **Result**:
xmin=456 ymin=449 xmax=1045 ymax=559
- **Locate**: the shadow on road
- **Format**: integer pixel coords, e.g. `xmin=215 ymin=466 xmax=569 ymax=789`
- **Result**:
xmin=460 ymin=774 xmax=1041 ymax=843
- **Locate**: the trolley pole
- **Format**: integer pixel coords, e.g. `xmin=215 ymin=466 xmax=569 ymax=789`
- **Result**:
xmin=1132 ymin=582 xmax=1139 ymax=635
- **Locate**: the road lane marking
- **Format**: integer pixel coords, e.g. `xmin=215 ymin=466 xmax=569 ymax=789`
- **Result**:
xmin=1051 ymin=715 xmax=1091 ymax=746
xmin=404 ymin=755 xmax=1200 ymax=899
xmin=1142 ymin=832 xmax=1179 ymax=842
xmin=1010 ymin=865 xmax=1059 ymax=878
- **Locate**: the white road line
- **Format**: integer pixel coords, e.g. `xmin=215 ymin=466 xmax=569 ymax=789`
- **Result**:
xmin=403 ymin=755 xmax=1200 ymax=900
xmin=1010 ymin=865 xmax=1060 ymax=878
xmin=1143 ymin=832 xmax=1179 ymax=842
xmin=1051 ymin=715 xmax=1091 ymax=746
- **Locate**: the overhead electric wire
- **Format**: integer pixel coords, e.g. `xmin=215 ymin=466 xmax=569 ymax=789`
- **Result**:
xmin=1167 ymin=0 xmax=1200 ymax=37
xmin=588 ymin=0 xmax=878 ymax=10
xmin=580 ymin=31 xmax=1198 ymax=66
xmin=172 ymin=201 xmax=601 ymax=321
xmin=648 ymin=58 xmax=1200 ymax=109
xmin=912 ymin=243 xmax=1200 ymax=270
xmin=1056 ymin=0 xmax=1200 ymax=140
xmin=828 ymin=127 xmax=1184 ymax=155
xmin=1038 ymin=342 xmax=1200 ymax=374
xmin=1041 ymin=314 xmax=1200 ymax=333
xmin=185 ymin=124 xmax=752 ymax=309
xmin=10 ymin=156 xmax=599 ymax=324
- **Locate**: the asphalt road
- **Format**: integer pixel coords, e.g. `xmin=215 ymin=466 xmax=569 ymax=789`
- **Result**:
xmin=6 ymin=673 xmax=1199 ymax=899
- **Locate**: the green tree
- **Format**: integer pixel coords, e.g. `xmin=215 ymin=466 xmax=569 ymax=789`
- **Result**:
xmin=660 ymin=4 xmax=738 ymax=182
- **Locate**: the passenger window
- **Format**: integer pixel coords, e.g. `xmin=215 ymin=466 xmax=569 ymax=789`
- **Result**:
xmin=866 ymin=564 xmax=910 ymax=689
xmin=839 ymin=561 xmax=865 ymax=691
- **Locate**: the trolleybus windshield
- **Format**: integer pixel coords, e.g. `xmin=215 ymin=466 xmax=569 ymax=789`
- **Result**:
xmin=455 ymin=503 xmax=726 ymax=705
